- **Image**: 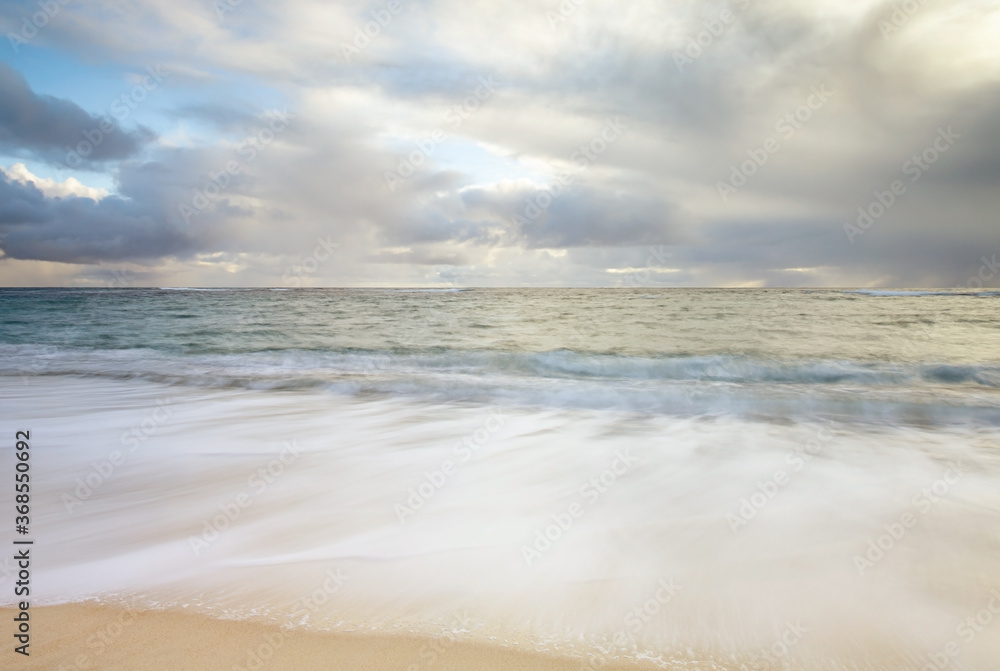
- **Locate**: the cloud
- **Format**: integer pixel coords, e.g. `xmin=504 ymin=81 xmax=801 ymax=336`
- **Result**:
xmin=459 ymin=181 xmax=681 ymax=248
xmin=0 ymin=170 xmax=192 ymax=264
xmin=0 ymin=0 xmax=998 ymax=286
xmin=0 ymin=163 xmax=109 ymax=200
xmin=0 ymin=63 xmax=154 ymax=168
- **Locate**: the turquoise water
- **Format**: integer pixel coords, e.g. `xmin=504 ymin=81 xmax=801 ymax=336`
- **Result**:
xmin=2 ymin=287 xmax=999 ymax=425
xmin=2 ymin=287 xmax=998 ymax=360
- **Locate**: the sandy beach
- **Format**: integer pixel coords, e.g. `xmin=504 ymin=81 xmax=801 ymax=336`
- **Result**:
xmin=3 ymin=603 xmax=663 ymax=671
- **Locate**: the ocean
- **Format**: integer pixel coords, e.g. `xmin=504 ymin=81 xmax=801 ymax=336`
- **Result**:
xmin=2 ymin=287 xmax=999 ymax=669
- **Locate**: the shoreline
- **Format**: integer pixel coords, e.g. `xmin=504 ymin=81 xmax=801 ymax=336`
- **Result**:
xmin=0 ymin=604 xmax=659 ymax=671
xmin=2 ymin=374 xmax=998 ymax=671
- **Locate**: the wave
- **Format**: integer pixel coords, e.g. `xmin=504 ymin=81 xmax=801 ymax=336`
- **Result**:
xmin=3 ymin=344 xmax=999 ymax=426
xmin=371 ymin=288 xmax=470 ymax=293
xmin=5 ymin=344 xmax=999 ymax=386
xmin=844 ymin=289 xmax=1000 ymax=297
xmin=156 ymin=287 xmax=240 ymax=292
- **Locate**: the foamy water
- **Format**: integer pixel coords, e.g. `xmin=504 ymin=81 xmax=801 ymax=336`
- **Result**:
xmin=1 ymin=288 xmax=999 ymax=669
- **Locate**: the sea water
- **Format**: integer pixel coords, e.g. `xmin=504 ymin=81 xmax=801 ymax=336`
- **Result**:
xmin=1 ymin=288 xmax=999 ymax=669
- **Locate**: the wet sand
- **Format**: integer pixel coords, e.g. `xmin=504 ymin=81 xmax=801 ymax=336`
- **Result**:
xmin=2 ymin=603 xmax=659 ymax=671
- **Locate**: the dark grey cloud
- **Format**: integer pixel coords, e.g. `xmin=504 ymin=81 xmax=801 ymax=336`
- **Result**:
xmin=460 ymin=182 xmax=679 ymax=248
xmin=667 ymin=219 xmax=999 ymax=288
xmin=0 ymin=171 xmax=192 ymax=264
xmin=0 ymin=63 xmax=154 ymax=168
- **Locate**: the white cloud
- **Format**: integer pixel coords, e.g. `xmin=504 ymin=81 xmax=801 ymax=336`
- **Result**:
xmin=1 ymin=163 xmax=109 ymax=201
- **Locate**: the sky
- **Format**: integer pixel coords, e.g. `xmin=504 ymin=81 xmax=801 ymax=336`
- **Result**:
xmin=0 ymin=0 xmax=998 ymax=288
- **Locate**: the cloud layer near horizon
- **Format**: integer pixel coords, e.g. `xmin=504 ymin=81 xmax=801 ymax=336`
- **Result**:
xmin=0 ymin=0 xmax=998 ymax=287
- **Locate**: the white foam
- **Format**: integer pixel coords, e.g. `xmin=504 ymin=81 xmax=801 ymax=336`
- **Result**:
xmin=3 ymin=345 xmax=999 ymax=427
xmin=2 ymin=376 xmax=999 ymax=667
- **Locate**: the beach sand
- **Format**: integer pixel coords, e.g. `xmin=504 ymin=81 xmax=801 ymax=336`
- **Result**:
xmin=3 ymin=604 xmax=657 ymax=671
